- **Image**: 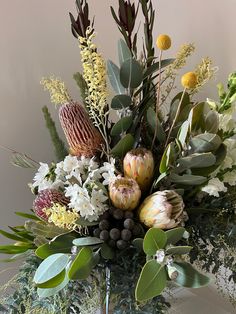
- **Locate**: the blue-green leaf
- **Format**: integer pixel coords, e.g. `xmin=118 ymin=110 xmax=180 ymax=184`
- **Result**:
xmin=107 ymin=60 xmax=125 ymax=94
xmin=68 ymin=247 xmax=93 ymax=280
xmin=135 ymin=260 xmax=167 ymax=302
xmin=120 ymin=58 xmax=143 ymax=89
xmin=111 ymin=116 xmax=133 ymax=136
xmin=34 ymin=253 xmax=70 ymax=285
xmin=111 ymin=134 xmax=135 ymax=158
xmin=143 ymin=228 xmax=167 ymax=255
xmin=174 ymin=262 xmax=211 ymax=288
xmin=72 ymin=237 xmax=103 ymax=247
xmin=165 ymin=227 xmax=185 ymax=245
xmin=118 ymin=38 xmax=132 ymax=66
xmin=111 ymin=94 xmax=132 ymax=110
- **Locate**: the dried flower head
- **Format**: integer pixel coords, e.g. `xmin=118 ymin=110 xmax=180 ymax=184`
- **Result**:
xmin=59 ymin=102 xmax=104 ymax=157
xmin=192 ymin=57 xmax=217 ymax=93
xmin=156 ymin=34 xmax=171 ymax=51
xmin=43 ymin=203 xmax=79 ymax=230
xmin=181 ymin=72 xmax=198 ymax=89
xmin=40 ymin=77 xmax=72 ymax=105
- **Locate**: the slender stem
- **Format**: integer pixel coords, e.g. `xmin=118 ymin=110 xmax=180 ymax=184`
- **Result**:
xmin=0 ymin=144 xmax=40 ymax=165
xmin=165 ymin=88 xmax=187 ymax=147
xmin=151 ymin=50 xmax=163 ymax=150
xmin=105 ymin=266 xmax=111 ymax=314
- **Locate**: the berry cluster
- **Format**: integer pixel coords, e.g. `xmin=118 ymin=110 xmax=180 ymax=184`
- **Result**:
xmin=93 ymin=208 xmax=144 ymax=250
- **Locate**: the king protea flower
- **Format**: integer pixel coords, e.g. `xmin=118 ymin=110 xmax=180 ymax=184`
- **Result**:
xmin=139 ymin=190 xmax=185 ymax=229
xmin=123 ymin=148 xmax=154 ymax=191
xmin=109 ymin=177 xmax=141 ymax=211
xmin=59 ymin=102 xmax=104 ymax=157
xmin=33 ymin=189 xmax=69 ymax=221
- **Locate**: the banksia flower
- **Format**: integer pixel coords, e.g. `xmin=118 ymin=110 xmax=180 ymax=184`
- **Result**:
xmin=123 ymin=148 xmax=154 ymax=191
xmin=156 ymin=34 xmax=171 ymax=51
xmin=181 ymin=72 xmax=198 ymax=89
xmin=109 ymin=177 xmax=141 ymax=211
xmin=139 ymin=190 xmax=185 ymax=229
xmin=33 ymin=189 xmax=69 ymax=221
xmin=59 ymin=102 xmax=104 ymax=157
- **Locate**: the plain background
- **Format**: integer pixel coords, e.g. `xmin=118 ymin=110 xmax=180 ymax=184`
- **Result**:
xmin=0 ymin=0 xmax=235 ymax=313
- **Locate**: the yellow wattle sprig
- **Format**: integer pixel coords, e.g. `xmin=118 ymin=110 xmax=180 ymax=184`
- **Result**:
xmin=43 ymin=203 xmax=79 ymax=230
xmin=40 ymin=77 xmax=72 ymax=105
xmin=79 ymin=27 xmax=110 ymax=153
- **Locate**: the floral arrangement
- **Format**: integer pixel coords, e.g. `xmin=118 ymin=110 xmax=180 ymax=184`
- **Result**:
xmin=1 ymin=1 xmax=236 ymax=313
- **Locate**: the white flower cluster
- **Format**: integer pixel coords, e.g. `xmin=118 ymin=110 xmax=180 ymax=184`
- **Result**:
xmin=202 ymin=100 xmax=236 ymax=197
xmin=32 ymin=155 xmax=116 ymax=221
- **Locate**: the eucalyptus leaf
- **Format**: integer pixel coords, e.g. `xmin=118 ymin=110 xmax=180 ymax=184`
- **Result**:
xmin=190 ymin=133 xmax=222 ymax=153
xmin=204 ymin=110 xmax=219 ymax=133
xmin=135 ymin=260 xmax=167 ymax=302
xmin=143 ymin=228 xmax=167 ymax=255
xmin=111 ymin=94 xmax=132 ymax=110
xmin=101 ymin=243 xmax=115 ymax=260
xmin=107 ymin=60 xmax=125 ymax=94
xmin=36 ymin=234 xmax=75 ymax=259
xmin=34 ymin=253 xmax=70 ymax=285
xmin=36 ymin=269 xmax=66 ymax=289
xmin=166 ymin=245 xmax=192 ymax=255
xmin=118 ymin=38 xmax=132 ymax=66
xmin=146 ymin=107 xmax=166 ymax=142
xmin=37 ymin=272 xmax=69 ymax=298
xmin=166 ymin=227 xmax=186 ymax=245
xmin=73 ymin=236 xmax=104 ymax=247
xmin=177 ymin=120 xmax=189 ymax=147
xmin=132 ymin=238 xmax=144 ymax=251
xmin=68 ymin=247 xmax=93 ymax=280
xmin=170 ymin=174 xmax=207 ymax=185
xmin=174 ymin=262 xmax=211 ymax=288
xmin=111 ymin=133 xmax=135 ymax=158
xmin=159 ymin=142 xmax=175 ymax=174
xmin=111 ymin=116 xmax=133 ymax=136
xmin=120 ymin=58 xmax=143 ymax=89
xmin=177 ymin=153 xmax=216 ymax=169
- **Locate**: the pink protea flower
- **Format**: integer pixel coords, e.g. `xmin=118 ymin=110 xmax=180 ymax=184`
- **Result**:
xmin=33 ymin=189 xmax=69 ymax=221
xmin=59 ymin=102 xmax=104 ymax=157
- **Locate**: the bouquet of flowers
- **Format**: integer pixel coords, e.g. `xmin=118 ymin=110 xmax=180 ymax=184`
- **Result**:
xmin=1 ymin=1 xmax=236 ymax=313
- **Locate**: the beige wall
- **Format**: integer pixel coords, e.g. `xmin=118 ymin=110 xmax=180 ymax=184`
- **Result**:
xmin=0 ymin=0 xmax=235 ymax=311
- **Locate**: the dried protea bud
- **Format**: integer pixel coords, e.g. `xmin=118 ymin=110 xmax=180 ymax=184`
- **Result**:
xmin=123 ymin=148 xmax=154 ymax=191
xmin=59 ymin=102 xmax=104 ymax=157
xmin=139 ymin=190 xmax=185 ymax=229
xmin=33 ymin=189 xmax=69 ymax=221
xmin=109 ymin=177 xmax=141 ymax=211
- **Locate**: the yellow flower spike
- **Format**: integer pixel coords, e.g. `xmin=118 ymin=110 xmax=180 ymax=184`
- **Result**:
xmin=181 ymin=72 xmax=198 ymax=89
xmin=156 ymin=34 xmax=171 ymax=51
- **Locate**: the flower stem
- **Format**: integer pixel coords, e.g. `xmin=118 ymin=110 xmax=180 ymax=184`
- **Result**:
xmin=165 ymin=88 xmax=186 ymax=147
xmin=151 ymin=50 xmax=163 ymax=150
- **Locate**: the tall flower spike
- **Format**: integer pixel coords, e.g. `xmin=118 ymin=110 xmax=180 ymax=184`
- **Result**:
xmin=59 ymin=102 xmax=104 ymax=157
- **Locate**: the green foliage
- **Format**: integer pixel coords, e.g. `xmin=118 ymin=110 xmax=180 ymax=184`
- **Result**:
xmin=107 ymin=60 xmax=125 ymax=94
xmin=135 ymin=261 xmax=167 ymax=302
xmin=143 ymin=228 xmax=167 ymax=255
xmin=73 ymin=72 xmax=88 ymax=105
xmin=68 ymin=247 xmax=93 ymax=280
xmin=42 ymin=106 xmax=68 ymax=162
xmin=110 ymin=116 xmax=133 ymax=136
xmin=173 ymin=262 xmax=210 ymax=288
xmin=33 ymin=253 xmax=70 ymax=286
xmin=120 ymin=58 xmax=143 ymax=89
xmin=111 ymin=94 xmax=132 ymax=110
xmin=118 ymin=39 xmax=132 ymax=66
xmin=72 ymin=236 xmax=103 ymax=247
xmin=111 ymin=133 xmax=135 ymax=158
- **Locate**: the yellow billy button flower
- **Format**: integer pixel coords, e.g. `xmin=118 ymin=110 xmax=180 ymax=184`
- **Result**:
xmin=139 ymin=190 xmax=186 ymax=229
xmin=156 ymin=34 xmax=171 ymax=51
xmin=123 ymin=148 xmax=154 ymax=191
xmin=109 ymin=177 xmax=141 ymax=211
xmin=181 ymin=72 xmax=198 ymax=89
